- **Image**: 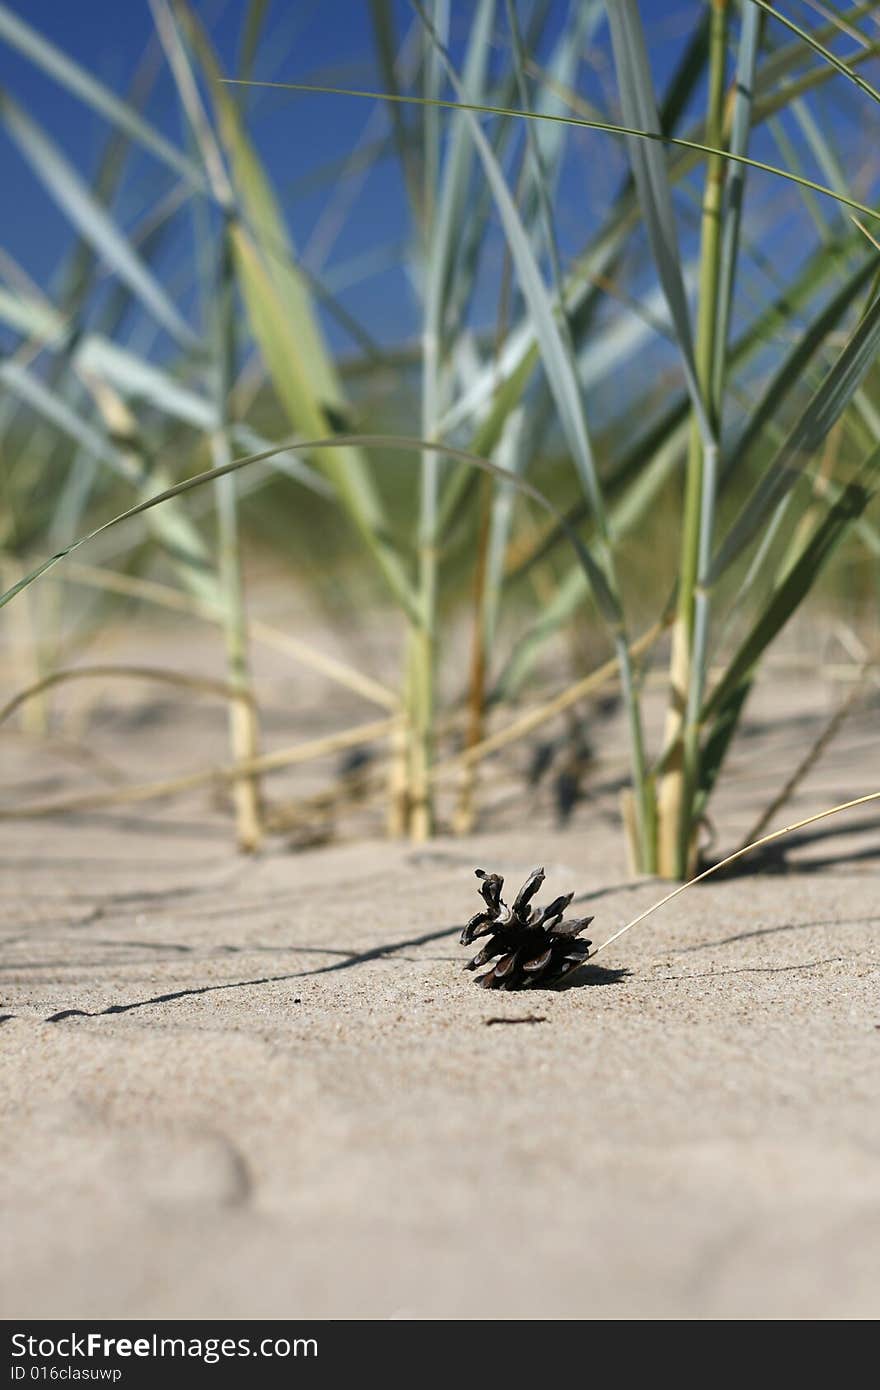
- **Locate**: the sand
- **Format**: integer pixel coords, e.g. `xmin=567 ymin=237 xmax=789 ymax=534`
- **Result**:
xmin=1 ymin=627 xmax=878 ymax=1320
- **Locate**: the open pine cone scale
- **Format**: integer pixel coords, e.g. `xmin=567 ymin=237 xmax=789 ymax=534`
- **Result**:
xmin=461 ymin=867 xmax=593 ymax=989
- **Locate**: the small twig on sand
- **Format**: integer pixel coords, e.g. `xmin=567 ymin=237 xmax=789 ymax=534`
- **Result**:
xmin=484 ymin=1015 xmax=547 ymax=1026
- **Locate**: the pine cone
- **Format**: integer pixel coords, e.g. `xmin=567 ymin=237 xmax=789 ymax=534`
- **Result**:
xmin=460 ymin=867 xmax=593 ymax=989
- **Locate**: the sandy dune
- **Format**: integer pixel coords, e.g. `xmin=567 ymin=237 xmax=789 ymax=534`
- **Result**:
xmin=1 ymin=644 xmax=878 ymax=1319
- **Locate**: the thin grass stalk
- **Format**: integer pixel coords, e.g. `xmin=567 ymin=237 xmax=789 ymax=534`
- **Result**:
xmin=712 ymin=0 xmax=761 ymax=406
xmin=410 ymin=0 xmax=496 ymax=841
xmin=457 ymin=402 xmax=530 ymax=826
xmin=214 ymin=219 xmax=262 ymax=851
xmin=161 ymin=14 xmax=264 ymax=855
xmin=413 ymin=0 xmax=655 ymax=867
xmin=591 ymin=792 xmax=880 ymax=961
xmin=449 ymin=23 xmax=549 ymax=837
xmin=453 ymin=473 xmax=492 ymax=835
xmin=657 ymin=0 xmax=729 ymax=879
xmin=452 ymin=0 xmax=535 ymax=837
xmin=0 ymin=433 xmax=623 ymax=618
xmin=369 ymin=1 xmax=425 ymax=229
xmin=408 ymin=0 xmax=449 ymax=843
xmin=224 ymin=77 xmax=880 ymax=226
xmin=605 ymin=0 xmax=718 ymax=873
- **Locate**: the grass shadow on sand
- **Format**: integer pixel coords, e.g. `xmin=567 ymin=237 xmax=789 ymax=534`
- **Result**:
xmin=717 ymin=815 xmax=880 ymax=877
xmin=41 ymin=922 xmax=464 ymax=1022
xmin=40 ymin=937 xmax=633 ymax=1022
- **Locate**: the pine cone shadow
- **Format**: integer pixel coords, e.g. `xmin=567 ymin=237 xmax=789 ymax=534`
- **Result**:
xmin=536 ymin=963 xmax=630 ymax=992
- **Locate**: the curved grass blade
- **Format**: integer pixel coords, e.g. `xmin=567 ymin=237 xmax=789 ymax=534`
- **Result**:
xmin=591 ymin=792 xmax=880 ymax=961
xmin=218 ymin=79 xmax=880 ymax=225
xmin=0 ymin=433 xmax=617 ymax=627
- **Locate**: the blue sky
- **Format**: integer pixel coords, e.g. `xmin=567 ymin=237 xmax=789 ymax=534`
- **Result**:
xmin=0 ymin=1 xmax=874 ymax=366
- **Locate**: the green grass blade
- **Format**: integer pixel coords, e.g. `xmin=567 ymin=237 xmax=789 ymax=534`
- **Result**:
xmin=427 ymin=0 xmax=493 ymax=322
xmin=418 ymin=0 xmax=492 ymax=570
xmin=0 ymin=285 xmax=331 ymax=498
xmin=0 ymin=89 xmax=199 ymax=347
xmin=497 ymin=416 xmax=688 ymax=699
xmin=148 ymin=0 xmax=233 ymax=206
xmin=0 ymin=2 xmax=205 ymax=188
xmin=369 ymin=0 xmax=423 ymax=222
xmin=694 ymin=681 xmax=752 ymax=815
xmin=504 ymin=0 xmax=564 ymax=297
xmin=517 ymin=3 xmax=603 ymax=247
xmin=725 ymin=250 xmax=880 ymax=478
xmin=0 ymin=285 xmax=64 ymax=341
xmin=750 ymin=0 xmax=880 ymax=106
xmin=712 ymin=287 xmax=880 ymax=580
xmin=410 ymin=2 xmax=618 ymax=611
xmin=180 ymin=1 xmax=418 ymax=620
xmin=703 ymin=462 xmax=880 ymax=729
xmin=413 ymin=0 xmax=663 ymax=863
xmin=0 ymin=358 xmax=218 ymax=605
xmin=713 ymin=0 xmax=762 ymax=403
xmin=605 ymin=0 xmax=711 ymax=440
xmin=693 ymin=454 xmax=880 ymax=813
xmin=238 ymin=0 xmax=271 ymax=86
